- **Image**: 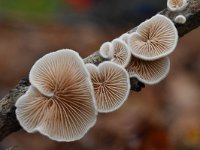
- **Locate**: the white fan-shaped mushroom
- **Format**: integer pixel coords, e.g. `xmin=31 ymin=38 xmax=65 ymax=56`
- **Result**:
xmin=167 ymin=0 xmax=189 ymax=11
xmin=111 ymin=39 xmax=131 ymax=67
xmin=174 ymin=15 xmax=186 ymax=24
xmin=99 ymin=42 xmax=113 ymax=59
xmin=86 ymin=62 xmax=130 ymax=113
xmin=16 ymin=49 xmax=97 ymax=142
xmin=128 ymin=14 xmax=178 ymax=60
xmin=126 ymin=56 xmax=170 ymax=85
xmin=119 ymin=33 xmax=130 ymax=44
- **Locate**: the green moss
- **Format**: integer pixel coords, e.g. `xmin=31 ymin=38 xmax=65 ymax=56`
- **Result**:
xmin=0 ymin=0 xmax=59 ymax=19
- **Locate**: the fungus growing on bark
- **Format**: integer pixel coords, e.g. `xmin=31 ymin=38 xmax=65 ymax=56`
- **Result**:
xmin=175 ymin=15 xmax=187 ymax=24
xmin=128 ymin=14 xmax=178 ymax=60
xmin=111 ymin=39 xmax=131 ymax=67
xmin=167 ymin=0 xmax=189 ymax=11
xmin=99 ymin=42 xmax=113 ymax=59
xmin=126 ymin=56 xmax=170 ymax=85
xmin=16 ymin=49 xmax=97 ymax=142
xmin=86 ymin=62 xmax=130 ymax=113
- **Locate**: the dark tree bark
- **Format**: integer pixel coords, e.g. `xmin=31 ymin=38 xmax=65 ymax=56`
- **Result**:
xmin=0 ymin=0 xmax=199 ymax=141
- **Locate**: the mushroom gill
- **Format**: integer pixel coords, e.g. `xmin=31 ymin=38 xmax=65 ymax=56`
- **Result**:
xmin=167 ymin=0 xmax=189 ymax=11
xmin=111 ymin=39 xmax=131 ymax=67
xmin=126 ymin=56 xmax=170 ymax=85
xmin=128 ymin=14 xmax=178 ymax=60
xmin=86 ymin=62 xmax=130 ymax=113
xmin=16 ymin=49 xmax=97 ymax=142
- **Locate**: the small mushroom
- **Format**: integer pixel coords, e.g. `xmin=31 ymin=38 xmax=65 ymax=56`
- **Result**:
xmin=16 ymin=49 xmax=97 ymax=142
xmin=174 ymin=15 xmax=186 ymax=24
xmin=119 ymin=33 xmax=130 ymax=44
xmin=128 ymin=14 xmax=178 ymax=60
xmin=99 ymin=42 xmax=113 ymax=59
xmin=167 ymin=0 xmax=189 ymax=11
xmin=126 ymin=56 xmax=170 ymax=85
xmin=111 ymin=39 xmax=131 ymax=67
xmin=86 ymin=62 xmax=130 ymax=113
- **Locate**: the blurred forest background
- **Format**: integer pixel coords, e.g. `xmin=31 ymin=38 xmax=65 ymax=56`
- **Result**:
xmin=0 ymin=0 xmax=200 ymax=150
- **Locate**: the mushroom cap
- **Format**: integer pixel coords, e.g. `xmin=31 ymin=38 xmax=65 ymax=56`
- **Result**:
xmin=167 ymin=0 xmax=189 ymax=11
xmin=128 ymin=14 xmax=178 ymax=60
xmin=86 ymin=62 xmax=130 ymax=113
xmin=15 ymin=86 xmax=48 ymax=133
xmin=111 ymin=39 xmax=131 ymax=67
xmin=126 ymin=56 xmax=170 ymax=85
xmin=119 ymin=33 xmax=130 ymax=44
xmin=16 ymin=49 xmax=97 ymax=142
xmin=174 ymin=15 xmax=186 ymax=24
xmin=99 ymin=42 xmax=113 ymax=59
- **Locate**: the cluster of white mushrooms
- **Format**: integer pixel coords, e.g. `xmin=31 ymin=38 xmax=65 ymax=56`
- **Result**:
xmin=100 ymin=14 xmax=178 ymax=84
xmin=15 ymin=49 xmax=130 ymax=142
xmin=167 ymin=0 xmax=189 ymax=24
xmin=15 ymin=2 xmax=187 ymax=142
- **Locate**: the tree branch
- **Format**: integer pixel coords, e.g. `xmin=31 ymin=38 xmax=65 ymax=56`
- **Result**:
xmin=0 ymin=0 xmax=199 ymax=141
